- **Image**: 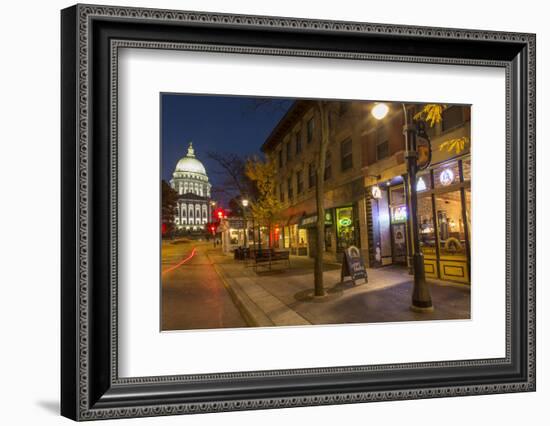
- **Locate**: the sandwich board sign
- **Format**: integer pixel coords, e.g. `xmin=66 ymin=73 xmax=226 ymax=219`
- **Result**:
xmin=341 ymin=245 xmax=368 ymax=285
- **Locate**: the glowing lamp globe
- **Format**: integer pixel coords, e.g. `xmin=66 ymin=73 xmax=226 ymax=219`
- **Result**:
xmin=371 ymin=103 xmax=389 ymax=120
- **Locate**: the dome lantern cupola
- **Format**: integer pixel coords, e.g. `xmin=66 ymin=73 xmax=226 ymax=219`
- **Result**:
xmin=187 ymin=142 xmax=195 ymax=157
xmin=174 ymin=141 xmax=207 ymax=175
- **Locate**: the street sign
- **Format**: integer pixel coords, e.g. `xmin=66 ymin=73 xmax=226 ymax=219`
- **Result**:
xmin=416 ymin=121 xmax=432 ymax=170
xmin=341 ymin=245 xmax=368 ymax=285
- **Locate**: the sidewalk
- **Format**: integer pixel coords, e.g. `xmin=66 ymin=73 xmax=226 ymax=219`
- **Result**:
xmin=208 ymin=249 xmax=470 ymax=327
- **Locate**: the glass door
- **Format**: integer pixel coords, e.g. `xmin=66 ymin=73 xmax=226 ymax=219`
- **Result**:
xmin=391 ymin=223 xmax=407 ymax=264
xmin=389 ymin=185 xmax=408 ymax=265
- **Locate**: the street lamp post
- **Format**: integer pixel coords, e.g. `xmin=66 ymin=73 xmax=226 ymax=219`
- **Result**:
xmin=372 ymin=103 xmax=433 ymax=312
xmin=242 ymin=198 xmax=249 ymax=248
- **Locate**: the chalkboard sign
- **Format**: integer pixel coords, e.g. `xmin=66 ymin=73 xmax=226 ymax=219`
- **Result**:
xmin=341 ymin=245 xmax=368 ymax=285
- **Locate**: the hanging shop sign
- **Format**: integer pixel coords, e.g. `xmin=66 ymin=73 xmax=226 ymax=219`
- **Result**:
xmin=416 ymin=121 xmax=432 ymax=170
xmin=341 ymin=245 xmax=368 ymax=285
xmin=390 ymin=205 xmax=408 ymax=223
xmin=371 ymin=185 xmax=382 ymax=199
xmin=439 ymin=168 xmax=455 ymax=186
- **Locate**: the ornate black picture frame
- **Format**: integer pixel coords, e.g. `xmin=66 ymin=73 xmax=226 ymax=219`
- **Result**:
xmin=61 ymin=4 xmax=536 ymax=421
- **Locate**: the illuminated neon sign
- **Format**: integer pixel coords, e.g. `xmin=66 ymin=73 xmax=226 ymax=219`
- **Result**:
xmin=391 ymin=205 xmax=408 ymax=223
xmin=338 ymin=217 xmax=352 ymax=227
xmin=416 ymin=177 xmax=427 ymax=192
xmin=371 ymin=185 xmax=382 ymax=199
xmin=439 ymin=168 xmax=454 ymax=186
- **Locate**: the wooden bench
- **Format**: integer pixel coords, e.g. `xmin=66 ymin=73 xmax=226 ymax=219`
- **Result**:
xmin=249 ymin=249 xmax=290 ymax=271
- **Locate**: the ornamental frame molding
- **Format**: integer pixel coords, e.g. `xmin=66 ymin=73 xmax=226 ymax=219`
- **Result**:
xmin=71 ymin=4 xmax=535 ymax=420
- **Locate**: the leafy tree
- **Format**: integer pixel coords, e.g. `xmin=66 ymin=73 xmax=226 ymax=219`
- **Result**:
xmin=414 ymin=104 xmax=446 ymax=127
xmin=439 ymin=136 xmax=469 ymax=155
xmin=161 ymin=180 xmax=178 ymax=238
xmin=414 ymin=104 xmax=470 ymax=155
xmin=245 ymin=156 xmax=283 ymax=247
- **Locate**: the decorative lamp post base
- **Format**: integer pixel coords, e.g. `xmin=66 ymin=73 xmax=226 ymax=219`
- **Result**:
xmin=410 ymin=252 xmax=433 ymax=311
xmin=410 ymin=304 xmax=435 ymax=313
xmin=407 ymin=255 xmax=414 ymax=275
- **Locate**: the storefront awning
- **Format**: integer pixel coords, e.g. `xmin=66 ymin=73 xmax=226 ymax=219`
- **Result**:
xmin=285 ymin=213 xmax=304 ymax=226
xmin=298 ymin=210 xmax=333 ymax=228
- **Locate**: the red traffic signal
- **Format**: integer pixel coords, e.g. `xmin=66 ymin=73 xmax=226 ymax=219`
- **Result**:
xmin=206 ymin=222 xmax=218 ymax=235
xmin=213 ymin=207 xmax=226 ymax=221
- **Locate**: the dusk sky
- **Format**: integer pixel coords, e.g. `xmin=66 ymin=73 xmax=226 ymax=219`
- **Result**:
xmin=161 ymin=94 xmax=293 ymax=205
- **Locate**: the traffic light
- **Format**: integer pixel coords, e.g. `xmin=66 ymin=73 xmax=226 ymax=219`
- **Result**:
xmin=213 ymin=207 xmax=226 ymax=221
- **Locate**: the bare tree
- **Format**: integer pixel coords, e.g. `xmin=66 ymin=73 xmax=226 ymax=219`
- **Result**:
xmin=242 ymin=98 xmax=292 ymax=116
xmin=207 ymin=151 xmax=258 ymax=206
xmin=207 ymin=152 xmax=246 ymax=193
xmin=312 ymin=101 xmax=335 ymax=297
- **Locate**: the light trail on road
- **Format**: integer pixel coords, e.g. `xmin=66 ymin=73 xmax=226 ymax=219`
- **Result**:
xmin=161 ymin=247 xmax=197 ymax=275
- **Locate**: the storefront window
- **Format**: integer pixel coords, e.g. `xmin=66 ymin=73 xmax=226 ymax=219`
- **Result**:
xmin=417 ymin=196 xmax=436 ymax=256
xmin=435 ymin=191 xmax=466 ymax=258
xmin=336 ymin=207 xmax=355 ymax=251
xmin=283 ymin=226 xmax=290 ymax=248
xmin=465 ymin=188 xmax=471 ymax=242
xmin=434 ymin=161 xmax=460 ymax=188
xmin=462 ymin=158 xmax=471 ymax=181
xmin=290 ymin=225 xmax=297 ymax=248
xmin=230 ymin=230 xmax=240 ymax=245
xmin=298 ymin=229 xmax=307 ymax=247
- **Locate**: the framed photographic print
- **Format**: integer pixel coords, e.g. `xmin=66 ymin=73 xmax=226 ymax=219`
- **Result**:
xmin=61 ymin=4 xmax=536 ymax=421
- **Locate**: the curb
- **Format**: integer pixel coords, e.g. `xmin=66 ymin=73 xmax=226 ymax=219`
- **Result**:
xmin=212 ymin=263 xmax=263 ymax=328
xmin=207 ymin=251 xmax=275 ymax=328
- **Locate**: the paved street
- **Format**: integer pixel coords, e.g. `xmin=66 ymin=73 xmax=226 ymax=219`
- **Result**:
xmin=162 ymin=242 xmax=470 ymax=331
xmin=161 ymin=240 xmax=248 ymax=331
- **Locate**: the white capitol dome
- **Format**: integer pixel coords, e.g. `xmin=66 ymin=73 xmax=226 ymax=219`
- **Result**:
xmin=171 ymin=142 xmax=212 ymax=231
xmin=175 ymin=142 xmax=207 ymax=175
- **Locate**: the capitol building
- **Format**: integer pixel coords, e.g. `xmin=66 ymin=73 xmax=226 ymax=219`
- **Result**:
xmin=170 ymin=142 xmax=213 ymax=231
